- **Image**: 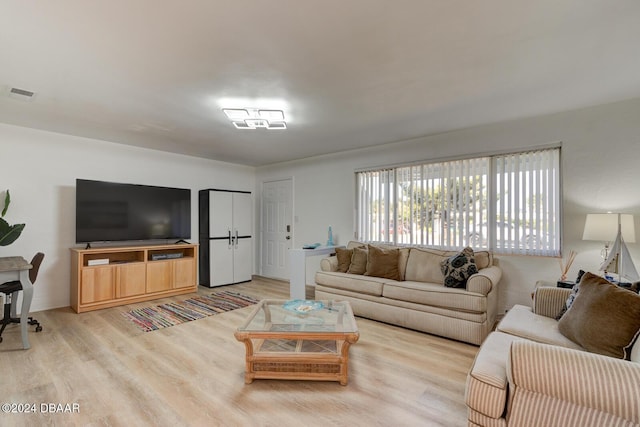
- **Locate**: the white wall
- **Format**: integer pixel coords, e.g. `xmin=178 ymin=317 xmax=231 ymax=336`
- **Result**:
xmin=0 ymin=123 xmax=254 ymax=311
xmin=4 ymin=97 xmax=640 ymax=315
xmin=256 ymin=97 xmax=640 ymax=314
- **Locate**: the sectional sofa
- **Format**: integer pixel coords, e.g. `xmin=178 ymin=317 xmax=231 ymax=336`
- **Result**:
xmin=314 ymin=241 xmax=502 ymax=345
xmin=466 ymin=273 xmax=640 ymax=426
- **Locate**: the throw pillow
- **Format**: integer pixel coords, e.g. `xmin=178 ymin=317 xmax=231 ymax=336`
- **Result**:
xmin=555 ymin=270 xmax=587 ymax=319
xmin=364 ymin=244 xmax=400 ymax=280
xmin=335 ymin=248 xmax=353 ymax=273
xmin=440 ymin=246 xmax=478 ymax=288
xmin=557 ymin=272 xmax=640 ymax=359
xmin=347 ymin=246 xmax=368 ymax=275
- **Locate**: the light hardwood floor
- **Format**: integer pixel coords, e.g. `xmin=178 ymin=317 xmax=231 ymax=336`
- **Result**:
xmin=0 ymin=277 xmax=478 ymax=427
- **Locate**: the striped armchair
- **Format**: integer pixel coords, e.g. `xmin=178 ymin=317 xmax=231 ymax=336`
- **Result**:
xmin=466 ymin=286 xmax=640 ymax=427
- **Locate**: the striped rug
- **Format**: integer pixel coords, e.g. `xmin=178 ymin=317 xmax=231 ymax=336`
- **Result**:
xmin=122 ymin=291 xmax=259 ymax=332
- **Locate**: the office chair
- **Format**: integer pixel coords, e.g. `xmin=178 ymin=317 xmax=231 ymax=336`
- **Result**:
xmin=0 ymin=252 xmax=45 ymax=343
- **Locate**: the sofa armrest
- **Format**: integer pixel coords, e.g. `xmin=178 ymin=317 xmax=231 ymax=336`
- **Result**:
xmin=467 ymin=265 xmax=502 ymax=295
xmin=532 ymin=286 xmax=571 ymax=318
xmin=320 ymin=256 xmax=338 ymax=272
xmin=507 ymin=340 xmax=640 ymax=426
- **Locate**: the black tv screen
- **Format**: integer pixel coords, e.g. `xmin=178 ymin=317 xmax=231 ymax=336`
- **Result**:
xmin=76 ymin=179 xmax=191 ymax=243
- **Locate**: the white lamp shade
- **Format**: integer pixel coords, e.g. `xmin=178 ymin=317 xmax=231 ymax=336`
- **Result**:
xmin=582 ymin=213 xmax=636 ymax=243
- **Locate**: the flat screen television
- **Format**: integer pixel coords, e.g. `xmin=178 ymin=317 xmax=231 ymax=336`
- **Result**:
xmin=75 ymin=179 xmax=191 ymax=244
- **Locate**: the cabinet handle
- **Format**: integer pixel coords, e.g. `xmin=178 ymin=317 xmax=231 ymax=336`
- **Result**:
xmin=228 ymin=230 xmax=232 ymax=248
xmin=235 ymin=230 xmax=239 ymax=248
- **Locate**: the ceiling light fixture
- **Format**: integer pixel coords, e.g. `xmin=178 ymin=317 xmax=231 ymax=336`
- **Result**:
xmin=222 ymin=108 xmax=287 ymax=130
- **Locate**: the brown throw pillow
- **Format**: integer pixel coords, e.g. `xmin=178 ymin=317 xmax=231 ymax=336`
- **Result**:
xmin=347 ymin=246 xmax=368 ymax=275
xmin=335 ymin=248 xmax=353 ymax=273
xmin=364 ymin=245 xmax=400 ymax=280
xmin=558 ymin=272 xmax=640 ymax=359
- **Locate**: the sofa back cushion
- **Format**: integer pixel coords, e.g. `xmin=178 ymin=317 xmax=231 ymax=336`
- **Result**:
xmin=466 ymin=250 xmax=493 ymax=270
xmin=405 ymin=248 xmax=448 ymax=283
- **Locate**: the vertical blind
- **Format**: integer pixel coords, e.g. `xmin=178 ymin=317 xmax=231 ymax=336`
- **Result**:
xmin=356 ymin=148 xmax=561 ymax=256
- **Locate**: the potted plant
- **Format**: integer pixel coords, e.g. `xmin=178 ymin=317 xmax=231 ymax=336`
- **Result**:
xmin=0 ymin=190 xmax=25 ymax=246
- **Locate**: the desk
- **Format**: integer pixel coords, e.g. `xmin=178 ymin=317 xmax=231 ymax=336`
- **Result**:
xmin=0 ymin=256 xmax=33 ymax=349
xmin=289 ymin=246 xmax=343 ymax=299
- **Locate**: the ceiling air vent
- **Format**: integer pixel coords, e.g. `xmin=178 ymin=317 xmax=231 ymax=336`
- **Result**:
xmin=8 ymin=87 xmax=36 ymax=101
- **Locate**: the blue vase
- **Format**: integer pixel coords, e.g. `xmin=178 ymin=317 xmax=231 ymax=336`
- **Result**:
xmin=327 ymin=226 xmax=334 ymax=246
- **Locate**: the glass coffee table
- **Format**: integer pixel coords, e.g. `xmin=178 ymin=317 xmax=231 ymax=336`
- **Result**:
xmin=234 ymin=299 xmax=359 ymax=385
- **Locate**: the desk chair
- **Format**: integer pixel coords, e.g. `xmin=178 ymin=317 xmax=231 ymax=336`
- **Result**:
xmin=0 ymin=252 xmax=44 ymax=343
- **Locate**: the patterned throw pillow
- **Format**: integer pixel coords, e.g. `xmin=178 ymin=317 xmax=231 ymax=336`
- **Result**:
xmin=555 ymin=270 xmax=586 ymax=320
xmin=440 ymin=247 xmax=478 ymax=288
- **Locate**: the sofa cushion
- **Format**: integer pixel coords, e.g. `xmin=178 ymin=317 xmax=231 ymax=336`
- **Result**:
xmin=558 ymin=272 xmax=640 ymax=359
xmin=335 ymin=248 xmax=352 ymax=273
xmin=470 ymin=250 xmax=493 ymax=270
xmin=496 ymin=304 xmax=584 ymax=350
xmin=364 ymin=244 xmax=400 ymax=280
xmin=347 ymin=246 xmax=368 ymax=275
xmin=404 ymin=248 xmax=448 ymax=284
xmin=440 ymin=246 xmax=478 ymax=288
xmin=346 ymin=240 xmax=366 ymax=250
xmin=382 ymin=280 xmax=488 ymax=313
xmin=315 ymin=271 xmax=386 ymax=296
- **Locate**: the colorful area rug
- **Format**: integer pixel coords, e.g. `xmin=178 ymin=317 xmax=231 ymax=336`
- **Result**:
xmin=122 ymin=291 xmax=259 ymax=332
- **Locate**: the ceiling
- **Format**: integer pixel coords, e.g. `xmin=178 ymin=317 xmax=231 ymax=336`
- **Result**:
xmin=1 ymin=1 xmax=639 ymax=167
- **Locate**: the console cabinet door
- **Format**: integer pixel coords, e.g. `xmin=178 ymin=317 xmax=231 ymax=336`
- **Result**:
xmin=173 ymin=258 xmax=195 ymax=289
xmin=146 ymin=262 xmax=172 ymax=293
xmin=81 ymin=267 xmax=115 ymax=304
xmin=117 ymin=263 xmax=147 ymax=298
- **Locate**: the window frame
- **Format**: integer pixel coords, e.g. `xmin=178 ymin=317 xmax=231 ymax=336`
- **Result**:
xmin=355 ymin=146 xmax=562 ymax=256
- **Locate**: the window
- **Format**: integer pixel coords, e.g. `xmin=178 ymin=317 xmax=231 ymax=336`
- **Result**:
xmin=356 ymin=148 xmax=561 ymax=256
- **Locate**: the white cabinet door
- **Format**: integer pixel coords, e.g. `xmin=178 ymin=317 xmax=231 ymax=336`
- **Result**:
xmin=210 ymin=240 xmax=234 ymax=286
xmin=233 ymin=192 xmax=252 ymax=237
xmin=234 ymin=237 xmax=253 ymax=283
xmin=209 ymin=191 xmax=233 ymax=238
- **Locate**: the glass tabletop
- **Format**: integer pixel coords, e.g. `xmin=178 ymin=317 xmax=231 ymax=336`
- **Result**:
xmin=237 ymin=299 xmax=358 ymax=334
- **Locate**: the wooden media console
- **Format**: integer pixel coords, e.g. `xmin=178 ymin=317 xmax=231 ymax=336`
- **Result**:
xmin=70 ymin=243 xmax=198 ymax=313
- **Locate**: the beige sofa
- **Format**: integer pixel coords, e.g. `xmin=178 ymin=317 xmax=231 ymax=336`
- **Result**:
xmin=314 ymin=241 xmax=502 ymax=345
xmin=466 ymin=277 xmax=640 ymax=427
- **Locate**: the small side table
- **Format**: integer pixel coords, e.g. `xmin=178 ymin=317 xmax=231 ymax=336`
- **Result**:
xmin=556 ymin=280 xmax=575 ymax=289
xmin=289 ymin=246 xmax=344 ymax=299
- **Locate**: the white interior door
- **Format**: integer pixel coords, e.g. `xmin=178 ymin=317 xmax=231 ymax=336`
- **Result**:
xmin=261 ymin=179 xmax=293 ymax=280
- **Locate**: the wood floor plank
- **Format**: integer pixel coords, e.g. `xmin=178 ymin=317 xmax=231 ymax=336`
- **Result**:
xmin=0 ymin=277 xmax=477 ymax=426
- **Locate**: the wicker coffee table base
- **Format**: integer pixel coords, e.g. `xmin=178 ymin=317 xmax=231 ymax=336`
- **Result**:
xmin=234 ymin=334 xmax=360 ymax=385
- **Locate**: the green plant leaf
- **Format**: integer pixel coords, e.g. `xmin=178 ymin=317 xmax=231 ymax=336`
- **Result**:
xmin=1 ymin=190 xmax=9 ymax=217
xmin=0 ymin=219 xmax=24 ymax=246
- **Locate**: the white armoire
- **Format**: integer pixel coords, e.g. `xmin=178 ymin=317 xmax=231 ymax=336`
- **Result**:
xmin=199 ymin=189 xmax=252 ymax=287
